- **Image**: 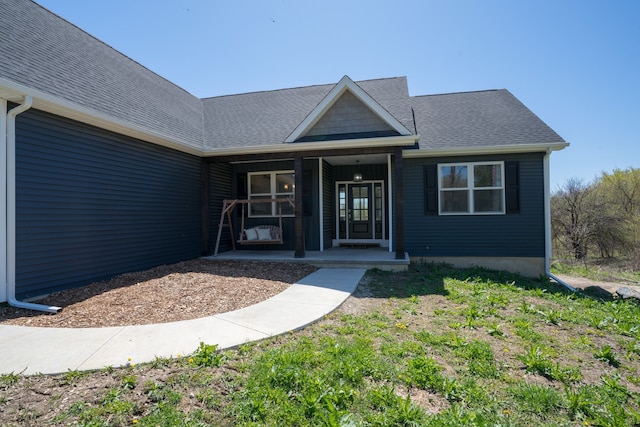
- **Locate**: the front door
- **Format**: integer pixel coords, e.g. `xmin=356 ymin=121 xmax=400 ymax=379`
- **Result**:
xmin=349 ymin=184 xmax=372 ymax=239
xmin=337 ymin=182 xmax=385 ymax=241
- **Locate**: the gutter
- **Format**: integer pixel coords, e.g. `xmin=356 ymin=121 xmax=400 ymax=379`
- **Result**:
xmin=402 ymin=141 xmax=570 ymax=158
xmin=4 ymin=96 xmax=61 ymax=313
xmin=543 ymin=148 xmax=575 ymax=292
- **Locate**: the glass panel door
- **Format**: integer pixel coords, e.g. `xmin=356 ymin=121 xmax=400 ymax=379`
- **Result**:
xmin=348 ymin=184 xmax=373 ymax=239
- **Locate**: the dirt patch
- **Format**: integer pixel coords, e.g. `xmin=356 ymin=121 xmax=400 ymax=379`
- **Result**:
xmin=0 ymin=259 xmax=317 ymax=328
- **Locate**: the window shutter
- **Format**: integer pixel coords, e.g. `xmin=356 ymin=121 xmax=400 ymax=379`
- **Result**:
xmin=505 ymin=161 xmax=520 ymax=214
xmin=424 ymin=165 xmax=438 ymax=215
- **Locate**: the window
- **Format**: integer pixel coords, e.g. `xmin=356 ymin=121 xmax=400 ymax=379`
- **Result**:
xmin=248 ymin=171 xmax=295 ymax=217
xmin=438 ymin=162 xmax=504 ymax=214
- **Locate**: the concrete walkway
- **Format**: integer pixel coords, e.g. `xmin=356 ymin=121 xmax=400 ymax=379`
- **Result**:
xmin=0 ymin=268 xmax=365 ymax=375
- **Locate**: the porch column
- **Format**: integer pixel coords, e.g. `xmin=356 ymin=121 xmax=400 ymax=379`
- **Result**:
xmin=294 ymin=155 xmax=305 ymax=258
xmin=393 ymin=147 xmax=405 ymax=259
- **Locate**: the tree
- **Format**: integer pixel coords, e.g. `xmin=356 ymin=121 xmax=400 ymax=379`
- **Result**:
xmin=597 ymin=167 xmax=640 ymax=255
xmin=552 ymin=168 xmax=640 ymax=260
xmin=552 ymin=179 xmax=594 ymax=259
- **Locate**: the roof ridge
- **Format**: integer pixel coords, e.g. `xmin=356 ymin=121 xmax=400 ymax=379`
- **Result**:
xmin=201 ymin=76 xmax=407 ymax=100
xmin=412 ymin=89 xmax=503 ymax=98
xmin=30 ymin=0 xmax=198 ymax=100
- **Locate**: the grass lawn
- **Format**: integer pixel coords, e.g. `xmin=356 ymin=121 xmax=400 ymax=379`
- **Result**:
xmin=1 ymin=263 xmax=639 ymax=426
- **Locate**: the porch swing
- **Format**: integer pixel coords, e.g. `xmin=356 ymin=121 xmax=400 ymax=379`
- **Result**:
xmin=213 ymin=198 xmax=295 ymax=256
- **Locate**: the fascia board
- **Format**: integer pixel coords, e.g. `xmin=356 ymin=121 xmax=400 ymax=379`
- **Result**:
xmin=0 ymin=79 xmax=204 ymax=156
xmin=402 ymin=142 xmax=569 ymax=158
xmin=205 ymin=134 xmax=420 ymax=157
xmin=285 ymin=75 xmax=412 ymax=143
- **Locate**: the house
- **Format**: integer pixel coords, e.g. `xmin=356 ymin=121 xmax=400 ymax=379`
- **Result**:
xmin=0 ymin=0 xmax=568 ymax=309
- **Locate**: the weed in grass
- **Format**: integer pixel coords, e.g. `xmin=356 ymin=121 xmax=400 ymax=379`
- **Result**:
xmin=487 ymin=321 xmax=505 ymax=337
xmin=517 ymin=346 xmax=581 ymax=383
xmin=101 ymin=365 xmax=114 ymax=374
xmin=509 ymin=382 xmax=563 ymax=415
xmin=456 ymin=340 xmax=500 ymax=379
xmin=401 ymin=303 xmax=418 ymax=315
xmin=564 ymin=385 xmax=598 ymax=420
xmin=446 ymin=332 xmax=469 ymax=349
xmin=120 ymin=374 xmax=137 ymax=390
xmin=144 ymin=380 xmax=164 ymax=403
xmin=570 ymin=335 xmax=593 ymax=349
xmin=628 ymin=375 xmax=640 ymax=386
xmin=189 ymin=342 xmax=225 ymax=368
xmin=414 ymin=330 xmax=448 ymax=347
xmin=487 ymin=292 xmax=509 ymax=308
xmin=428 ymin=402 xmax=493 ymax=426
xmin=511 ymin=318 xmax=543 ymax=342
xmin=381 ymin=340 xmax=423 ymax=359
xmin=0 ymin=371 xmax=21 ymax=388
xmin=517 ymin=300 xmax=537 ymax=314
xmin=368 ymin=385 xmax=427 ymax=426
xmin=600 ymin=373 xmax=630 ymax=401
xmin=62 ymin=369 xmax=88 ymax=385
xmin=196 ymin=389 xmax=220 ymax=410
xmin=594 ymin=345 xmax=621 ymax=367
xmin=149 ymin=355 xmax=174 ymax=369
xmin=405 ymin=355 xmax=444 ymax=392
xmin=539 ymin=309 xmax=562 ymax=325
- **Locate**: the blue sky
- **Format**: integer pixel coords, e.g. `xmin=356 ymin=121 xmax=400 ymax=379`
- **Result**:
xmin=36 ymin=0 xmax=639 ymax=190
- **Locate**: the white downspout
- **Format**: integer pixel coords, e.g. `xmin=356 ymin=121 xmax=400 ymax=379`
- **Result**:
xmin=387 ymin=153 xmax=393 ymax=252
xmin=0 ymin=99 xmax=7 ymax=303
xmin=6 ymin=96 xmax=61 ymax=312
xmin=543 ymin=148 xmax=575 ymax=292
xmin=318 ymin=157 xmax=324 ymax=251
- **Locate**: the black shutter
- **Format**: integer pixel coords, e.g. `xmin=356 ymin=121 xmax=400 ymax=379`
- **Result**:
xmin=237 ymin=173 xmax=247 ymax=199
xmin=424 ymin=164 xmax=438 ymax=215
xmin=505 ymin=161 xmax=520 ymax=214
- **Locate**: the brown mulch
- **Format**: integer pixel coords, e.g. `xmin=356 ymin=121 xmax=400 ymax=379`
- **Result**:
xmin=0 ymin=259 xmax=317 ymax=328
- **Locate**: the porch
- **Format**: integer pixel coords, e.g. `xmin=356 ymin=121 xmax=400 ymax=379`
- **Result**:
xmin=204 ymin=247 xmax=409 ymax=271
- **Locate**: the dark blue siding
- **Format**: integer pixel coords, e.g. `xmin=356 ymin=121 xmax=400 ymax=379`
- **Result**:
xmin=403 ymin=153 xmax=545 ymax=258
xmin=15 ymin=109 xmax=201 ymax=299
xmin=209 ymin=163 xmax=233 ymax=254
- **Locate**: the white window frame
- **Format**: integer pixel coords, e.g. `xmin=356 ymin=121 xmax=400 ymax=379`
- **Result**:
xmin=248 ymin=170 xmax=295 ymax=217
xmin=438 ymin=161 xmax=505 ymax=215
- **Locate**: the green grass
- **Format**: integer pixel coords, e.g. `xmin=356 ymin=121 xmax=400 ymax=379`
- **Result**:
xmin=1 ymin=262 xmax=639 ymax=426
xmin=551 ymin=258 xmax=640 ymax=284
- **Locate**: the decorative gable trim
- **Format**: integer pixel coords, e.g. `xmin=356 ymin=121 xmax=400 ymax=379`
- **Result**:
xmin=285 ymin=75 xmax=412 ymax=143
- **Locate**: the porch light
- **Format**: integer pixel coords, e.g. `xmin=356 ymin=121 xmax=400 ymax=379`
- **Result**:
xmin=353 ymin=160 xmax=363 ymax=182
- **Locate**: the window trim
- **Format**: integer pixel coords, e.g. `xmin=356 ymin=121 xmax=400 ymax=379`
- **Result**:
xmin=438 ymin=161 xmax=505 ymax=215
xmin=248 ymin=170 xmax=295 ymax=218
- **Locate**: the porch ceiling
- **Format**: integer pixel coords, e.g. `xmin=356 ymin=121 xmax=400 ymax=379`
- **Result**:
xmin=322 ymin=153 xmax=389 ymax=166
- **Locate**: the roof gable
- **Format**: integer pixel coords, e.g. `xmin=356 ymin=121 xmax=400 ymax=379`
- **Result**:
xmin=285 ymin=76 xmax=411 ymax=143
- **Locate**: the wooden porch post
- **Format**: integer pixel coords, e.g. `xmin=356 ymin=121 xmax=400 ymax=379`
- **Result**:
xmin=294 ymin=155 xmax=305 ymax=258
xmin=393 ymin=147 xmax=405 ymax=259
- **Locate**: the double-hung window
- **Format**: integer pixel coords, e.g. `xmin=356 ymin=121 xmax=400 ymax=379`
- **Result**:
xmin=439 ymin=162 xmax=504 ymax=214
xmin=248 ymin=171 xmax=295 ymax=217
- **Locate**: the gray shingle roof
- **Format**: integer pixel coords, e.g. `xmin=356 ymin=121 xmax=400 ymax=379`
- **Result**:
xmin=0 ymin=0 xmax=204 ymax=150
xmin=1 ymin=1 xmax=564 ymax=155
xmin=202 ymin=76 xmax=414 ymax=150
xmin=411 ymin=89 xmax=565 ymax=150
